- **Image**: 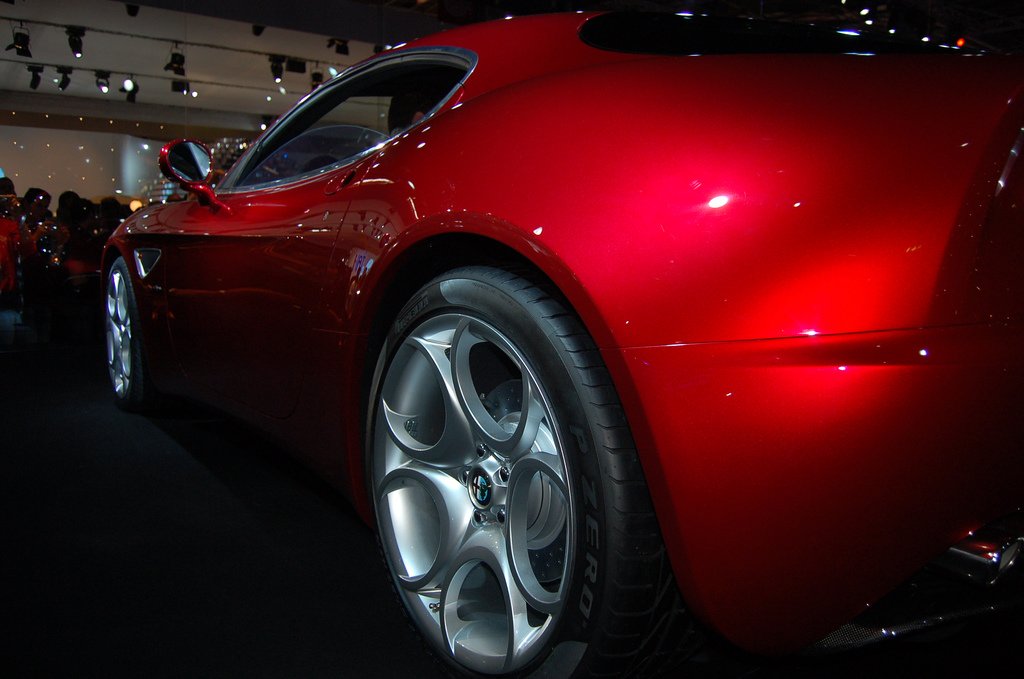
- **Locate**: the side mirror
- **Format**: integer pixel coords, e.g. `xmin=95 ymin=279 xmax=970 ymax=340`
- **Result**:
xmin=158 ymin=139 xmax=231 ymax=214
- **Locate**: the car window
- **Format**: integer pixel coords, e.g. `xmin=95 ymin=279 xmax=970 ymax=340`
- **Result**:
xmin=225 ymin=56 xmax=468 ymax=190
xmin=580 ymin=12 xmax=955 ymax=55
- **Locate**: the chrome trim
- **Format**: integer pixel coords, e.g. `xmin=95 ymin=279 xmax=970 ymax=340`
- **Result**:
xmin=217 ymin=47 xmax=478 ymax=194
xmin=133 ymin=248 xmax=161 ymax=279
xmin=995 ymin=127 xmax=1024 ymax=196
xmin=932 ymin=513 xmax=1024 ymax=585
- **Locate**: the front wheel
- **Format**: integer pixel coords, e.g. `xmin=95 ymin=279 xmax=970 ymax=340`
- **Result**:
xmin=105 ymin=256 xmax=155 ymax=410
xmin=368 ymin=266 xmax=699 ymax=678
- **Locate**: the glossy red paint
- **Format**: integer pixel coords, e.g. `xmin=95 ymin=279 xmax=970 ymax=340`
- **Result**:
xmin=105 ymin=12 xmax=1024 ymax=657
xmin=612 ymin=322 xmax=1024 ymax=653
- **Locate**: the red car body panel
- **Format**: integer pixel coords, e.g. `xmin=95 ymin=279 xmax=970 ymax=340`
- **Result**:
xmin=107 ymin=12 xmax=1024 ymax=656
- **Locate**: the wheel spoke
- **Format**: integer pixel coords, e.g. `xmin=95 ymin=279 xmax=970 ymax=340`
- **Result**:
xmin=376 ymin=462 xmax=474 ymax=591
xmin=116 ymin=277 xmax=128 ymax=325
xmin=450 ymin=319 xmax=542 ymax=458
xmin=505 ymin=451 xmax=571 ymax=613
xmin=379 ymin=331 xmax=475 ymax=468
xmin=106 ymin=272 xmax=119 ymax=319
xmin=440 ymin=526 xmax=548 ymax=674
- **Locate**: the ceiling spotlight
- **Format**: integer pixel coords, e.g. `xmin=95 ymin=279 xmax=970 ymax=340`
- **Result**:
xmin=252 ymin=24 xmax=265 ymax=36
xmin=57 ymin=66 xmax=72 ymax=91
xmin=171 ymin=79 xmax=189 ymax=95
xmin=310 ymin=70 xmax=323 ymax=89
xmin=328 ymin=38 xmax=348 ymax=55
xmin=27 ymin=64 xmax=43 ymax=90
xmin=269 ymin=55 xmax=285 ymax=83
xmin=6 ymin=23 xmax=31 ymax=58
xmin=120 ymin=76 xmax=138 ymax=102
xmin=164 ymin=45 xmax=185 ymax=76
xmin=66 ymin=26 xmax=85 ymax=59
xmin=95 ymin=70 xmax=110 ymax=93
xmin=125 ymin=3 xmax=140 ymax=16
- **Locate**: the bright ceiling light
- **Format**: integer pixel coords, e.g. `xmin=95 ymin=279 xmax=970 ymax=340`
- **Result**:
xmin=66 ymin=26 xmax=85 ymax=58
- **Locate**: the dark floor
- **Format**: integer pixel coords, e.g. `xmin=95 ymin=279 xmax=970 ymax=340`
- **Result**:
xmin=1 ymin=322 xmax=1022 ymax=678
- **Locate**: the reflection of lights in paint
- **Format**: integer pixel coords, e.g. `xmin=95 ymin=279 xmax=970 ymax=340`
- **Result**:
xmin=919 ymin=349 xmax=929 ymax=357
xmin=708 ymin=195 xmax=729 ymax=209
xmin=802 ymin=329 xmax=818 ymax=336
xmin=838 ymin=366 xmax=847 ymax=371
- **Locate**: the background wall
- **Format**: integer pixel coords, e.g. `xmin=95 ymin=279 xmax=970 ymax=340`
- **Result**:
xmin=0 ymin=126 xmax=159 ymax=201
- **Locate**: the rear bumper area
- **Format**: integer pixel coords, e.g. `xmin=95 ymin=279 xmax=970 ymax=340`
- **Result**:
xmin=607 ymin=322 xmax=1024 ymax=654
xmin=811 ymin=511 xmax=1024 ymax=652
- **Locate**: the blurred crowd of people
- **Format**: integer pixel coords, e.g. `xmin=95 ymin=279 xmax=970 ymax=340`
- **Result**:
xmin=1 ymin=177 xmax=132 ymax=312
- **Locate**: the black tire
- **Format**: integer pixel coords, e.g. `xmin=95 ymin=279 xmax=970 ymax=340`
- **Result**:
xmin=105 ymin=256 xmax=156 ymax=410
xmin=367 ymin=266 xmax=701 ymax=678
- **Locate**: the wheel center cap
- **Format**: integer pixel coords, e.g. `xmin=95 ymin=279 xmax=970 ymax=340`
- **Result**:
xmin=469 ymin=468 xmax=493 ymax=508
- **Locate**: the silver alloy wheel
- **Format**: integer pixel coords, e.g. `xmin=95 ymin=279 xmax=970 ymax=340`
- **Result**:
xmin=105 ymin=267 xmax=132 ymax=397
xmin=373 ymin=312 xmax=574 ymax=675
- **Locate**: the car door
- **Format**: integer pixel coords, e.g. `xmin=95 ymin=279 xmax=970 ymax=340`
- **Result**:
xmin=163 ymin=51 xmax=473 ymax=419
xmin=162 ymin=76 xmax=394 ymax=418
xmin=161 ymin=179 xmax=349 ymax=419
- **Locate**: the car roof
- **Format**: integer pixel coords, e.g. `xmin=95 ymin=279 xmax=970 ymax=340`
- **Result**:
xmin=391 ymin=11 xmax=972 ymax=101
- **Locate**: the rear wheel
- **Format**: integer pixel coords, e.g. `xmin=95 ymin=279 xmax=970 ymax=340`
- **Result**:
xmin=368 ymin=266 xmax=700 ymax=677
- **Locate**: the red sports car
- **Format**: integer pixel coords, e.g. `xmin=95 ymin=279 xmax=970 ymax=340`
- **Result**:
xmin=104 ymin=11 xmax=1024 ymax=678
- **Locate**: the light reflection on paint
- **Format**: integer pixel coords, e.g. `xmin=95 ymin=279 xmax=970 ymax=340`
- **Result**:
xmin=708 ymin=195 xmax=729 ymax=209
